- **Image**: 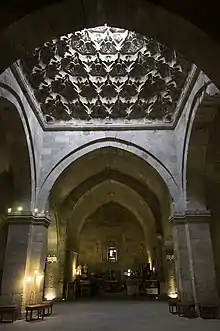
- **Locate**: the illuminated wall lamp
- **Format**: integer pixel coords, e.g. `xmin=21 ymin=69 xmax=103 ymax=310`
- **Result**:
xmin=7 ymin=208 xmax=12 ymax=213
xmin=45 ymin=290 xmax=56 ymax=301
xmin=168 ymin=292 xmax=178 ymax=299
xmin=17 ymin=206 xmax=23 ymax=212
xmin=47 ymin=255 xmax=57 ymax=263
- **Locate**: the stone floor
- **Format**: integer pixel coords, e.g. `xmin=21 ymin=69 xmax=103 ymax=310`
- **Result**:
xmin=1 ymin=300 xmax=220 ymax=331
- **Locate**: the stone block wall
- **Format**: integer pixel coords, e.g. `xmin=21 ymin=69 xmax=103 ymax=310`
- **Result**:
xmin=77 ymin=203 xmax=149 ymax=273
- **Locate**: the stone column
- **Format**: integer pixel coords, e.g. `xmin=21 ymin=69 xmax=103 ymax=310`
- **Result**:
xmin=44 ymin=254 xmax=59 ymax=300
xmin=0 ymin=214 xmax=50 ymax=316
xmin=164 ymin=238 xmax=177 ymax=298
xmin=57 ymin=239 xmax=66 ymax=298
xmin=171 ymin=211 xmax=219 ymax=306
xmin=155 ymin=234 xmax=164 ymax=282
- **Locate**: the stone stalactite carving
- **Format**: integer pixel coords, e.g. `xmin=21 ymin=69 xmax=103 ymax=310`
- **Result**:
xmin=21 ymin=25 xmax=191 ymax=124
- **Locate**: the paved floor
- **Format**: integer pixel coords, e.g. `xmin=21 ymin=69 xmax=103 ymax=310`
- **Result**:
xmin=1 ymin=300 xmax=220 ymax=331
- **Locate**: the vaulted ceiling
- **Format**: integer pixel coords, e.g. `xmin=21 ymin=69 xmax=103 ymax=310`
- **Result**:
xmin=49 ymin=146 xmax=172 ymax=249
xmin=21 ymin=25 xmax=192 ymax=126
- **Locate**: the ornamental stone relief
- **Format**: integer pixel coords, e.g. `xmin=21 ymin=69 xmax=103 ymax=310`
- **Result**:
xmin=21 ymin=25 xmax=192 ymax=124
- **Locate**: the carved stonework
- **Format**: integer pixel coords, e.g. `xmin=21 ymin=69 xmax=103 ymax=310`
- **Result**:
xmin=21 ymin=25 xmax=191 ymax=124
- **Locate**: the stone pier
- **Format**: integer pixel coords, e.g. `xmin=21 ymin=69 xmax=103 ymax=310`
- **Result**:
xmin=0 ymin=214 xmax=50 ymax=316
xmin=171 ymin=211 xmax=219 ymax=306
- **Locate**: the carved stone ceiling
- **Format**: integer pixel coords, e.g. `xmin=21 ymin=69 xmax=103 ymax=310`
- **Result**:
xmin=21 ymin=24 xmax=192 ymax=126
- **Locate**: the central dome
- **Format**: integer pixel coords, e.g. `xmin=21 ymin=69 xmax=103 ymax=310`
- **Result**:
xmin=21 ymin=25 xmax=192 ymax=124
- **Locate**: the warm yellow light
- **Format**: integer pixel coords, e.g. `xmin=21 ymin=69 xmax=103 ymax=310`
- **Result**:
xmin=17 ymin=206 xmax=23 ymax=211
xmin=76 ymin=265 xmax=82 ymax=276
xmin=7 ymin=208 xmax=12 ymax=213
xmin=168 ymin=292 xmax=178 ymax=299
xmin=36 ymin=274 xmax=44 ymax=283
xmin=25 ymin=276 xmax=33 ymax=284
xmin=147 ymin=250 xmax=152 ymax=269
xmin=167 ymin=275 xmax=177 ymax=299
xmin=72 ymin=267 xmax=76 ymax=277
xmin=47 ymin=255 xmax=57 ymax=263
xmin=45 ymin=291 xmax=56 ymax=301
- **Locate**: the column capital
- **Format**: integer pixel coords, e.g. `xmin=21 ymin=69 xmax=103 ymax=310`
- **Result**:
xmin=169 ymin=210 xmax=211 ymax=224
xmin=7 ymin=213 xmax=51 ymax=228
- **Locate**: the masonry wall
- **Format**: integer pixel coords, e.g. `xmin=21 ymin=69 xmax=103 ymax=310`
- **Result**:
xmin=78 ymin=203 xmax=148 ymax=273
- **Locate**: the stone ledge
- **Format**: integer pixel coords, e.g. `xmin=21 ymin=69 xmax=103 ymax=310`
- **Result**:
xmin=7 ymin=213 xmax=51 ymax=227
xmin=169 ymin=210 xmax=211 ymax=224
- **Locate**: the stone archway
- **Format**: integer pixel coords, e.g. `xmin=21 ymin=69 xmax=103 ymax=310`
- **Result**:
xmin=0 ymin=86 xmax=37 ymax=210
xmin=203 ymin=110 xmax=220 ymax=296
xmin=38 ymin=141 xmax=178 ymax=217
xmin=0 ymin=96 xmax=35 ymax=308
xmin=172 ymin=88 xmax=220 ymax=306
xmin=184 ymin=86 xmax=220 ymax=211
xmin=44 ymin=143 xmax=174 ymax=299
xmin=67 ymin=180 xmax=156 ymax=248
xmin=0 ymin=98 xmax=32 ymax=210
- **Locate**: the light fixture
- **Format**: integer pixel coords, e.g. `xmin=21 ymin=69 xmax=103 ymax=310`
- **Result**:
xmin=17 ymin=206 xmax=23 ymax=211
xmin=47 ymin=255 xmax=57 ymax=263
xmin=108 ymin=247 xmax=117 ymax=262
xmin=45 ymin=292 xmax=56 ymax=301
xmin=168 ymin=292 xmax=178 ymax=299
xmin=34 ymin=208 xmax=38 ymax=213
xmin=166 ymin=253 xmax=175 ymax=262
xmin=7 ymin=208 xmax=12 ymax=213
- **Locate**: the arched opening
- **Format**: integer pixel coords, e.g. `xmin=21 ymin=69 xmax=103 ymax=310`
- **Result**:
xmin=185 ymin=86 xmax=220 ymax=298
xmin=185 ymin=87 xmax=220 ymax=211
xmin=204 ymin=110 xmax=220 ymax=296
xmin=0 ymin=97 xmax=32 ymax=296
xmin=0 ymin=98 xmax=32 ymax=209
xmin=44 ymin=145 xmax=174 ymax=301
